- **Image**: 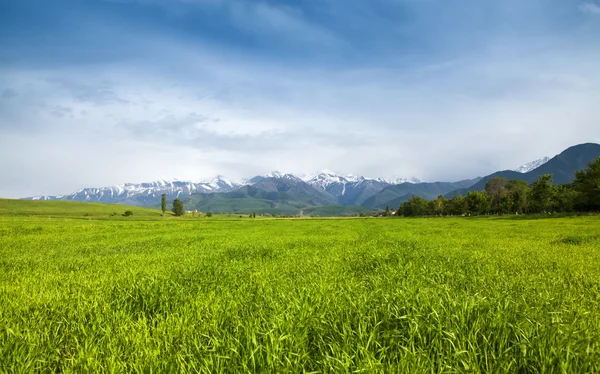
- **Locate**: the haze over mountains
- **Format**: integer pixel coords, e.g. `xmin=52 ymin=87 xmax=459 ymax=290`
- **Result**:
xmin=24 ymin=143 xmax=600 ymax=215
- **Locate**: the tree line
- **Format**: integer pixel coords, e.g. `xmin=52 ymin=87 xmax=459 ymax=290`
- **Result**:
xmin=395 ymin=157 xmax=600 ymax=217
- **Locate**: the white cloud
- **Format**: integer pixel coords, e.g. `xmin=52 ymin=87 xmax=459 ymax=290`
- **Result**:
xmin=2 ymin=38 xmax=600 ymax=198
xmin=580 ymin=2 xmax=600 ymax=14
xmin=2 ymin=1 xmax=600 ymax=198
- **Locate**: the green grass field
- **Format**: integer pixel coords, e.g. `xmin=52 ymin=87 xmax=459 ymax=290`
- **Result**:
xmin=1 ymin=200 xmax=600 ymax=372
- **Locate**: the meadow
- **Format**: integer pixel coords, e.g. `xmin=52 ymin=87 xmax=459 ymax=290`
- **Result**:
xmin=1 ymin=200 xmax=600 ymax=372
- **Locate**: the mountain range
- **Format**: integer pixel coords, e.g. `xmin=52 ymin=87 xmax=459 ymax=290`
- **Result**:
xmin=24 ymin=143 xmax=600 ymax=215
xmin=445 ymin=143 xmax=600 ymax=198
xmin=514 ymin=157 xmax=550 ymax=173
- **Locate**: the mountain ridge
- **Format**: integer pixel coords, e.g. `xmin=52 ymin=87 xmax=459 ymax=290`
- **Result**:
xmin=21 ymin=143 xmax=600 ymax=213
xmin=445 ymin=143 xmax=600 ymax=198
xmin=514 ymin=157 xmax=550 ymax=173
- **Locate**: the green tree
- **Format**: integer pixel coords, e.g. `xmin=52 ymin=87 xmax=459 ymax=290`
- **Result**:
xmin=172 ymin=199 xmax=185 ymax=216
xmin=161 ymin=194 xmax=167 ymax=216
xmin=553 ymin=185 xmax=578 ymax=213
xmin=485 ymin=177 xmax=507 ymax=214
xmin=432 ymin=195 xmax=446 ymax=216
xmin=530 ymin=174 xmax=555 ymax=213
xmin=403 ymin=195 xmax=429 ymax=216
xmin=505 ymin=180 xmax=530 ymax=214
xmin=573 ymin=157 xmax=600 ymax=211
xmin=447 ymin=195 xmax=468 ymax=215
xmin=466 ymin=190 xmax=490 ymax=215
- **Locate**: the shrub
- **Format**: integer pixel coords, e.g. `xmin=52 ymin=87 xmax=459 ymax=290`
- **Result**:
xmin=206 ymin=212 xmax=213 ymax=217
xmin=122 ymin=211 xmax=134 ymax=217
xmin=172 ymin=199 xmax=184 ymax=216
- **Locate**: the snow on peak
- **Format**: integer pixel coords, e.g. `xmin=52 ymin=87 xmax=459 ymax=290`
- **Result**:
xmin=266 ymin=171 xmax=284 ymax=178
xmin=515 ymin=157 xmax=550 ymax=173
xmin=344 ymin=174 xmax=360 ymax=183
xmin=305 ymin=170 xmax=348 ymax=189
xmin=301 ymin=169 xmax=423 ymax=189
xmin=209 ymin=175 xmax=234 ymax=188
xmin=384 ymin=176 xmax=423 ymax=185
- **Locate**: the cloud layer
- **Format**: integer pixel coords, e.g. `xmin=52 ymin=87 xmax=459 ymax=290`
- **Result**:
xmin=1 ymin=0 xmax=599 ymax=197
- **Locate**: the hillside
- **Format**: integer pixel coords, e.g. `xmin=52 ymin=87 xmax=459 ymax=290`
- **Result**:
xmin=183 ymin=176 xmax=337 ymax=214
xmin=0 ymin=199 xmax=162 ymax=218
xmin=446 ymin=143 xmax=600 ymax=198
xmin=362 ymin=178 xmax=481 ymax=209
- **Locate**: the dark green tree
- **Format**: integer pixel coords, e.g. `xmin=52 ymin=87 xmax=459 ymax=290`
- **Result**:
xmin=161 ymin=194 xmax=167 ymax=216
xmin=447 ymin=195 xmax=468 ymax=216
xmin=485 ymin=177 xmax=507 ymax=214
xmin=431 ymin=195 xmax=446 ymax=216
xmin=172 ymin=199 xmax=185 ymax=216
xmin=466 ymin=190 xmax=490 ymax=215
xmin=530 ymin=174 xmax=555 ymax=213
xmin=505 ymin=180 xmax=530 ymax=214
xmin=402 ymin=195 xmax=429 ymax=216
xmin=553 ymin=185 xmax=578 ymax=213
xmin=573 ymin=157 xmax=600 ymax=211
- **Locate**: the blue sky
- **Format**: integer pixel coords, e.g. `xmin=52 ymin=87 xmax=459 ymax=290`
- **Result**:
xmin=1 ymin=0 xmax=600 ymax=197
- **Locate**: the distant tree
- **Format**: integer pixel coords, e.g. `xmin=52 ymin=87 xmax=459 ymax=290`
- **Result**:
xmin=161 ymin=194 xmax=167 ymax=216
xmin=573 ymin=157 xmax=600 ymax=211
xmin=553 ymin=184 xmax=578 ymax=213
xmin=385 ymin=204 xmax=392 ymax=216
xmin=485 ymin=177 xmax=508 ymax=214
xmin=432 ymin=195 xmax=446 ymax=216
xmin=122 ymin=210 xmax=133 ymax=217
xmin=172 ymin=199 xmax=185 ymax=216
xmin=530 ymin=174 xmax=555 ymax=213
xmin=253 ymin=212 xmax=256 ymax=218
xmin=466 ymin=190 xmax=490 ymax=215
xmin=206 ymin=211 xmax=213 ymax=217
xmin=505 ymin=180 xmax=530 ymax=214
xmin=447 ymin=195 xmax=468 ymax=215
xmin=402 ymin=195 xmax=429 ymax=216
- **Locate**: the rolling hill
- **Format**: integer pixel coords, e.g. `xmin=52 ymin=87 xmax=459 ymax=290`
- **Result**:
xmin=361 ymin=179 xmax=482 ymax=209
xmin=445 ymin=143 xmax=600 ymax=198
xmin=183 ymin=175 xmax=338 ymax=214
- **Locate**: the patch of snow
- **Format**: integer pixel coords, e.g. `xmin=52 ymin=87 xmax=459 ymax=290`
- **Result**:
xmin=515 ymin=157 xmax=550 ymax=173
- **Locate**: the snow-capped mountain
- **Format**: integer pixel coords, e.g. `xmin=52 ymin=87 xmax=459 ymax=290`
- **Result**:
xmin=299 ymin=169 xmax=421 ymax=205
xmin=514 ymin=157 xmax=550 ymax=173
xmin=303 ymin=169 xmax=350 ymax=189
xmin=243 ymin=171 xmax=303 ymax=185
xmin=27 ymin=176 xmax=241 ymax=205
xmin=383 ymin=176 xmax=423 ymax=185
xmin=24 ymin=170 xmax=423 ymax=207
xmin=303 ymin=169 xmax=421 ymax=189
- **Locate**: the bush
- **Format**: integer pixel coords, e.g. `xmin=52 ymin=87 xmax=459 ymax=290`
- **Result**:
xmin=122 ymin=211 xmax=133 ymax=217
xmin=206 ymin=212 xmax=213 ymax=217
xmin=172 ymin=199 xmax=184 ymax=217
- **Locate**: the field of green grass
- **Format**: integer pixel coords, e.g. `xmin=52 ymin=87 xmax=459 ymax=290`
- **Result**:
xmin=1 ymin=199 xmax=600 ymax=372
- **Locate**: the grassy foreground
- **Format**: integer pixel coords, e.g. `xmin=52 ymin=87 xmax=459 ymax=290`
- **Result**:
xmin=1 ymin=200 xmax=600 ymax=372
